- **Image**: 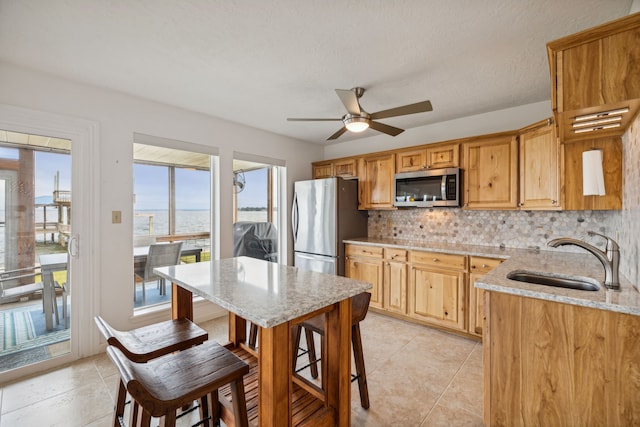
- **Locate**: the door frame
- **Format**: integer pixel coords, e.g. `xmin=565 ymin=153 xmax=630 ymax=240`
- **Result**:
xmin=0 ymin=104 xmax=100 ymax=383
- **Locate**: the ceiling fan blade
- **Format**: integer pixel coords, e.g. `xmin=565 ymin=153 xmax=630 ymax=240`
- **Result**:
xmin=369 ymin=121 xmax=404 ymax=137
xmin=327 ymin=126 xmax=348 ymax=140
xmin=287 ymin=118 xmax=342 ymax=121
xmin=370 ymin=100 xmax=433 ymax=120
xmin=335 ymin=89 xmax=361 ymax=115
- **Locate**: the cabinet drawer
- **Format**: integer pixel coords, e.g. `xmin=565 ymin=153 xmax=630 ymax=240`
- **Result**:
xmin=469 ymin=256 xmax=503 ymax=273
xmin=384 ymin=248 xmax=408 ymax=262
xmin=346 ymin=244 xmax=383 ymax=259
xmin=410 ymin=251 xmax=467 ymax=270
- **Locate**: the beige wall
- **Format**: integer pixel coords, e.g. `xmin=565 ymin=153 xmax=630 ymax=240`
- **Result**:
xmin=0 ymin=61 xmax=322 ymax=334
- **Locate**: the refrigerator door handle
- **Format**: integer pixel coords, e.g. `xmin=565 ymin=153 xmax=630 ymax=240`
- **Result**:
xmin=292 ymin=191 xmax=299 ymax=243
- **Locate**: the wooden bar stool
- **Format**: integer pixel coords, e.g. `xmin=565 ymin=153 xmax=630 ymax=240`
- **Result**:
xmin=94 ymin=316 xmax=208 ymax=426
xmin=107 ymin=340 xmax=250 ymax=427
xmin=293 ymin=292 xmax=371 ymax=408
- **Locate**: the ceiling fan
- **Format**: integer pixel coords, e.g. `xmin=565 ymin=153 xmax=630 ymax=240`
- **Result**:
xmin=287 ymin=87 xmax=433 ymax=141
xmin=233 ymin=170 xmax=246 ymax=193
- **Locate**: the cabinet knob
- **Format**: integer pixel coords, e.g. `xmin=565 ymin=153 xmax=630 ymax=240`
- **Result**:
xmin=552 ymin=200 xmax=557 ymax=204
xmin=433 ymin=258 xmax=439 ymax=262
xmin=482 ymin=264 xmax=488 ymax=268
xmin=518 ymin=202 xmax=524 ymax=207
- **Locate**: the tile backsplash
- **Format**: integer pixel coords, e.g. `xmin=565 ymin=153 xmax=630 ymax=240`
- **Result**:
xmin=368 ymin=208 xmax=617 ymax=251
xmin=369 ymin=112 xmax=640 ymax=285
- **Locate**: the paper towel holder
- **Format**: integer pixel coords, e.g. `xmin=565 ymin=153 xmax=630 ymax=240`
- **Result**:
xmin=582 ymin=149 xmax=606 ymax=196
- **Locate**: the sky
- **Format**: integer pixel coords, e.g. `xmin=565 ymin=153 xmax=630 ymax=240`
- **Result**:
xmin=134 ymin=163 xmax=268 ymax=210
xmin=0 ymin=146 xmax=268 ymax=211
xmin=236 ymin=168 xmax=268 ymax=209
xmin=0 ymin=148 xmax=71 ymax=203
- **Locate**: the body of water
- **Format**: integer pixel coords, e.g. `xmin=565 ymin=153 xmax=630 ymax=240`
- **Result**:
xmin=0 ymin=209 xmax=271 ymax=265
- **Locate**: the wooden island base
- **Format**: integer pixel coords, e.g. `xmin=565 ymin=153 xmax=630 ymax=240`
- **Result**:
xmin=218 ymin=347 xmax=335 ymax=427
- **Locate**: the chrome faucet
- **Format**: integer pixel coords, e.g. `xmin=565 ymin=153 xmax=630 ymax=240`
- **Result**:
xmin=547 ymin=231 xmax=620 ymax=290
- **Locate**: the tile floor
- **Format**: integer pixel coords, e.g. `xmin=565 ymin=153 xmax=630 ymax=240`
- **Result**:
xmin=0 ymin=312 xmax=483 ymax=426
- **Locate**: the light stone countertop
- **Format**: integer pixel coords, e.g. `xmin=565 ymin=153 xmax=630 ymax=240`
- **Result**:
xmin=344 ymin=237 xmax=640 ymax=316
xmin=154 ymin=256 xmax=372 ymax=328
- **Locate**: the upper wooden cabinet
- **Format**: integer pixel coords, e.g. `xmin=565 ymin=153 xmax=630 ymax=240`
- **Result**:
xmin=463 ymin=135 xmax=519 ymax=209
xmin=547 ymin=12 xmax=640 ymax=142
xmin=427 ymin=143 xmax=459 ymax=169
xmin=396 ymin=143 xmax=459 ymax=172
xmin=312 ymin=161 xmax=333 ymax=179
xmin=333 ymin=158 xmax=358 ymax=178
xmin=358 ymin=153 xmax=396 ymax=210
xmin=562 ymin=137 xmax=622 ymax=210
xmin=395 ymin=148 xmax=426 ymax=172
xmin=518 ymin=120 xmax=560 ymax=210
xmin=312 ymin=158 xmax=358 ymax=179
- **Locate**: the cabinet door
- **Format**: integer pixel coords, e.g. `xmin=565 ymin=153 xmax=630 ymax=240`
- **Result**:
xmin=312 ymin=161 xmax=333 ymax=179
xmin=468 ymin=256 xmax=503 ymax=336
xmin=468 ymin=273 xmax=484 ymax=336
xmin=396 ymin=148 xmax=426 ymax=172
xmin=384 ymin=260 xmax=407 ymax=314
xmin=359 ymin=153 xmax=395 ymax=210
xmin=560 ymin=27 xmax=640 ymax=113
xmin=519 ymin=122 xmax=560 ymax=210
xmin=409 ymin=265 xmax=466 ymax=331
xmin=346 ymin=256 xmax=383 ymax=309
xmin=334 ymin=158 xmax=357 ymax=179
xmin=463 ymin=136 xmax=518 ymax=209
xmin=426 ymin=143 xmax=459 ymax=168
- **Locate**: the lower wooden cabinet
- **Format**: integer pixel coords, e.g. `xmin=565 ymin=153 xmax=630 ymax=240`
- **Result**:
xmin=346 ymin=243 xmax=504 ymax=338
xmin=484 ymin=291 xmax=640 ymax=425
xmin=408 ymin=251 xmax=467 ymax=332
xmin=468 ymin=256 xmax=504 ymax=337
xmin=409 ymin=264 xmax=466 ymax=331
xmin=383 ymin=248 xmax=408 ymax=314
xmin=345 ymin=244 xmax=383 ymax=309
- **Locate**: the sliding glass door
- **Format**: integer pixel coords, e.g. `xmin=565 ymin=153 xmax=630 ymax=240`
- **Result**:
xmin=0 ymin=131 xmax=72 ymax=372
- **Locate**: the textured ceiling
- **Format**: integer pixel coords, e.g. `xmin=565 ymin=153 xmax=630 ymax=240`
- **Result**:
xmin=0 ymin=0 xmax=633 ymax=144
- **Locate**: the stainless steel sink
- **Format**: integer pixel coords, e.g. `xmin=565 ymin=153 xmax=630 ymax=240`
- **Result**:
xmin=506 ymin=270 xmax=600 ymax=291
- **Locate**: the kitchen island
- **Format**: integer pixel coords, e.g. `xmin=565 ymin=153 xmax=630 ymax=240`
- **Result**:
xmin=476 ymin=251 xmax=640 ymax=426
xmin=155 ymin=256 xmax=372 ymax=427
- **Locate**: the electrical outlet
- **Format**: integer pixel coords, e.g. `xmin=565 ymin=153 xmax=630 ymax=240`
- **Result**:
xmin=112 ymin=210 xmax=122 ymax=224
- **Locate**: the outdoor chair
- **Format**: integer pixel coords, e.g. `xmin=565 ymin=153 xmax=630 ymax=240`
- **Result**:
xmin=0 ymin=266 xmax=66 ymax=327
xmin=0 ymin=266 xmax=47 ymax=310
xmin=134 ymin=242 xmax=183 ymax=304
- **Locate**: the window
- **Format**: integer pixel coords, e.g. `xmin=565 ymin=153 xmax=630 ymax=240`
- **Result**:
xmin=233 ymin=155 xmax=286 ymax=264
xmin=133 ymin=139 xmax=215 ymax=310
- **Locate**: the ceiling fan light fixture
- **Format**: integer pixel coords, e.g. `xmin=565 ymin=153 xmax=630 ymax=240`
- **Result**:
xmin=344 ymin=115 xmax=370 ymax=133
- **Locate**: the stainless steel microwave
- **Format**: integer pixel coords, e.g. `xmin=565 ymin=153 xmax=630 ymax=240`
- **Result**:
xmin=394 ymin=167 xmax=461 ymax=207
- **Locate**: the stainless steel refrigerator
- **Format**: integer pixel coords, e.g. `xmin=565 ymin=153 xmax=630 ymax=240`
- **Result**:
xmin=292 ymin=177 xmax=368 ymax=275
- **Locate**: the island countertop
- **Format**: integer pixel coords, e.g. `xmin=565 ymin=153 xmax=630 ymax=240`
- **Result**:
xmin=475 ymin=250 xmax=640 ymax=316
xmin=154 ymin=256 xmax=372 ymax=328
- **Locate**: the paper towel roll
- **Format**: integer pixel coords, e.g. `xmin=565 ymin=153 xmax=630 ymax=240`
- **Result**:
xmin=582 ymin=150 xmax=605 ymax=196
